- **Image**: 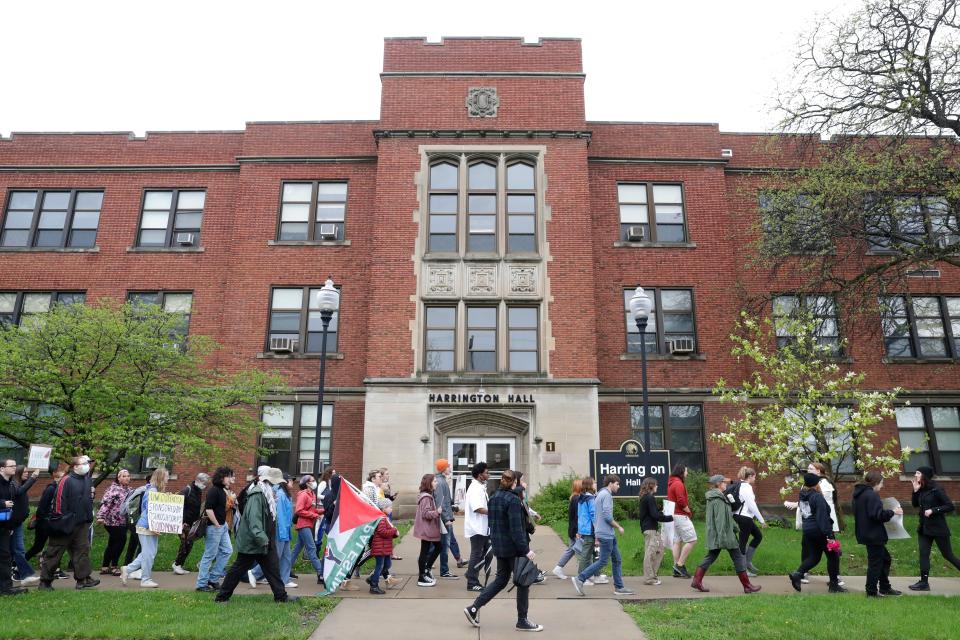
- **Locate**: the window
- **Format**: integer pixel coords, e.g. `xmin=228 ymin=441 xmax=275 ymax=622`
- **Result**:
xmin=507 ymin=307 xmax=538 ymax=372
xmin=630 ymin=404 xmax=705 ymax=470
xmin=867 ymin=195 xmax=959 ymax=252
xmin=759 ymin=192 xmax=830 ymax=253
xmin=784 ymin=407 xmax=857 ymax=474
xmin=2 ymin=190 xmax=102 ymax=248
xmin=423 ymin=304 xmax=540 ymax=374
xmin=617 ymin=183 xmax=686 ymax=243
xmin=260 ymin=403 xmax=333 ymax=475
xmin=772 ymin=295 xmax=841 ymax=355
xmin=268 ymin=286 xmax=340 ymax=354
xmin=277 ymin=182 xmax=348 ymax=242
xmin=623 ymin=288 xmax=696 ymax=354
xmin=0 ymin=291 xmax=85 ymax=326
xmin=127 ymin=292 xmax=193 ymax=343
xmin=897 ymin=406 xmax=960 ymax=475
xmin=467 ymin=162 xmax=496 ymax=252
xmin=506 ymin=162 xmax=536 ymax=252
xmin=137 ymin=190 xmax=205 ymax=247
xmin=425 ymin=306 xmax=456 ymax=371
xmin=467 ymin=307 xmax=497 ymax=371
xmin=880 ymin=295 xmax=960 ymax=358
xmin=428 ymin=162 xmax=459 ymax=252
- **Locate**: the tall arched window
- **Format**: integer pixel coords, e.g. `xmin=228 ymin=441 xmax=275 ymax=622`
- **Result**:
xmin=429 ymin=161 xmax=458 ymax=252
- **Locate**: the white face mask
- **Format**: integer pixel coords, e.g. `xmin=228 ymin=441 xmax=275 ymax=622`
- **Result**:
xmin=76 ymin=464 xmax=90 ymax=475
xmin=309 ymin=482 xmax=318 ymax=491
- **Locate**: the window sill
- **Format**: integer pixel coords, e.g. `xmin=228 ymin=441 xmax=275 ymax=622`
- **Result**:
xmin=126 ymin=246 xmax=205 ymax=253
xmin=0 ymin=246 xmax=99 ymax=253
xmin=613 ymin=241 xmax=697 ymax=249
xmin=422 ymin=253 xmax=543 ymax=262
xmin=256 ymin=352 xmax=344 ymax=360
xmin=268 ymin=240 xmax=352 ymax=247
xmin=620 ymin=353 xmax=706 ymax=361
xmin=900 ymin=475 xmax=959 ymax=482
xmin=882 ymin=357 xmax=956 ymax=364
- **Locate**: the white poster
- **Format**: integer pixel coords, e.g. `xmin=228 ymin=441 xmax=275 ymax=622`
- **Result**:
xmin=882 ymin=497 xmax=910 ymax=539
xmin=27 ymin=444 xmax=53 ymax=471
xmin=147 ymin=492 xmax=185 ymax=534
xmin=661 ymin=499 xmax=676 ymax=547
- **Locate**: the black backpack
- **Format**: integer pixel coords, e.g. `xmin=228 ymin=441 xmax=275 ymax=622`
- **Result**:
xmin=724 ymin=481 xmax=744 ymax=513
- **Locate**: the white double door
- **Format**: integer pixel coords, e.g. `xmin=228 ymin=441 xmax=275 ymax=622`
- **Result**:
xmin=447 ymin=437 xmax=515 ymax=494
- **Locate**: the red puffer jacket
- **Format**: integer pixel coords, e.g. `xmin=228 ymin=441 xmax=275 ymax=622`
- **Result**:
xmin=294 ymin=489 xmax=322 ymax=530
xmin=370 ymin=517 xmax=398 ymax=556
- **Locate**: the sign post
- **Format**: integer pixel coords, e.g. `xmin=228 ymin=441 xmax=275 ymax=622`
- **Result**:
xmin=589 ymin=440 xmax=671 ymax=498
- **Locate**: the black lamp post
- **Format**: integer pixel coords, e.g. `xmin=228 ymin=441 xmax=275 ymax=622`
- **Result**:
xmin=312 ymin=277 xmax=340 ymax=477
xmin=629 ymin=287 xmax=654 ymax=468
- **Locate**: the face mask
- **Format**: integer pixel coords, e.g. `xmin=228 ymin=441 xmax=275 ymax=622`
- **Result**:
xmin=77 ymin=464 xmax=90 ymax=475
xmin=309 ymin=482 xmax=318 ymax=491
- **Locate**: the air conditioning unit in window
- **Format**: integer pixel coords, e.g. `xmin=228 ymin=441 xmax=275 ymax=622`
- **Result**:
xmin=144 ymin=456 xmax=166 ymax=470
xmin=627 ymin=226 xmax=645 ymax=241
xmin=269 ymin=337 xmax=298 ymax=353
xmin=176 ymin=233 xmax=196 ymax=246
xmin=668 ymin=338 xmax=695 ymax=355
xmin=300 ymin=460 xmax=315 ymax=474
xmin=318 ymin=224 xmax=338 ymax=239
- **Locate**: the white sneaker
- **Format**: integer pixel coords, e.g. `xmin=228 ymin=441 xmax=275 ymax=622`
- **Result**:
xmin=247 ymin=570 xmax=257 ymax=589
xmin=551 ymin=566 xmax=567 ymax=580
xmin=583 ymin=579 xmax=595 ymax=586
xmin=140 ymin=579 xmax=159 ymax=588
xmin=800 ymin=577 xmax=810 ymax=584
xmin=285 ymin=581 xmax=298 ymax=588
xmin=120 ymin=566 xmax=129 ymax=586
xmin=837 ymin=579 xmax=846 ymax=587
xmin=129 ymin=569 xmax=142 ymax=580
xmin=594 ymin=575 xmax=609 ymax=585
xmin=172 ymin=564 xmax=188 ymax=575
xmin=19 ymin=575 xmax=40 ymax=586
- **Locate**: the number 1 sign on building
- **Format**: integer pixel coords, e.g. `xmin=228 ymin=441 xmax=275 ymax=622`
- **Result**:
xmin=589 ymin=440 xmax=671 ymax=498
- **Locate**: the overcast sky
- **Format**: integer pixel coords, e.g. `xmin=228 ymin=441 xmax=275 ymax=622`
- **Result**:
xmin=0 ymin=0 xmax=858 ymax=136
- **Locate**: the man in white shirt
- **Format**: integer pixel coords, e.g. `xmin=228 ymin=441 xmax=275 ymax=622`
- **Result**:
xmin=462 ymin=462 xmax=490 ymax=592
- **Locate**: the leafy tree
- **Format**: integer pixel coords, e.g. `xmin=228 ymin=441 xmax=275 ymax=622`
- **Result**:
xmin=0 ymin=299 xmax=283 ymax=485
xmin=713 ymin=313 xmax=907 ymax=505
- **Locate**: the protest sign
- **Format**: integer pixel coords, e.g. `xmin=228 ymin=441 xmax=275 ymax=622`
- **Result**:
xmin=147 ymin=492 xmax=185 ymax=534
xmin=882 ymin=497 xmax=910 ymax=539
xmin=27 ymin=444 xmax=53 ymax=471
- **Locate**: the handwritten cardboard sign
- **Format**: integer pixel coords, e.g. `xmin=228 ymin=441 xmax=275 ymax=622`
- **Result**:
xmin=147 ymin=492 xmax=184 ymax=534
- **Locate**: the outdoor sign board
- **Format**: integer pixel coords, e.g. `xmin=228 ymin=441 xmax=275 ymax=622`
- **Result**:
xmin=589 ymin=440 xmax=671 ymax=498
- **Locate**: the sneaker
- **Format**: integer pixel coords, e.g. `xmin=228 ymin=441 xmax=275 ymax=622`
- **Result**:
xmin=908 ymin=579 xmax=930 ymax=591
xmin=456 ymin=560 xmax=469 ymax=569
xmin=464 ymin=606 xmax=480 ymax=628
xmin=140 ymin=579 xmax=159 ymax=589
xmin=837 ymin=579 xmax=846 ymax=587
xmin=54 ymin=569 xmax=70 ymax=580
xmin=285 ymin=581 xmax=298 ymax=589
xmin=172 ymin=564 xmax=188 ymax=575
xmin=613 ymin=587 xmax=635 ymax=595
xmin=75 ymin=578 xmax=100 ymax=590
xmin=551 ymin=566 xmax=567 ymax=580
xmin=424 ymin=571 xmax=436 ymax=583
xmin=196 ymin=585 xmax=216 ymax=592
xmin=746 ymin=569 xmax=758 ymax=578
xmin=0 ymin=587 xmax=28 ymax=596
xmin=440 ymin=572 xmax=459 ymax=580
xmin=594 ymin=574 xmax=609 ymax=585
xmin=468 ymin=584 xmax=483 ymax=592
xmin=257 ymin=578 xmax=268 ymax=585
xmin=120 ymin=566 xmax=129 ymax=586
xmin=583 ymin=579 xmax=595 ymax=586
xmin=247 ymin=570 xmax=257 ymax=589
xmin=571 ymin=576 xmax=585 ymax=596
xmin=789 ymin=572 xmax=802 ymax=592
xmin=516 ymin=619 xmax=543 ymax=632
xmin=369 ymin=585 xmax=385 ymax=595
xmin=644 ymin=578 xmax=661 ymax=586
xmin=19 ymin=576 xmax=40 ymax=587
xmin=879 ymin=588 xmax=902 ymax=596
xmin=672 ymin=564 xmax=682 ymax=578
xmin=828 ymin=582 xmax=848 ymax=593
xmin=129 ymin=569 xmax=142 ymax=580
xmin=677 ymin=565 xmax=691 ymax=579
xmin=417 ymin=577 xmax=436 ymax=587
xmin=208 ymin=581 xmax=221 ymax=590
xmin=800 ymin=577 xmax=810 ymax=584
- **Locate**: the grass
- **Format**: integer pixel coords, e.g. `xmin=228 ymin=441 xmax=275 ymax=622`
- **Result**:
xmin=624 ymin=594 xmax=960 ymax=640
xmin=550 ymin=515 xmax=960 ymax=577
xmin=0 ymin=591 xmax=338 ymax=640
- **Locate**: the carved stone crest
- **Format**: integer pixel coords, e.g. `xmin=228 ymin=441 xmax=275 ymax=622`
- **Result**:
xmin=467 ymin=266 xmax=497 ymax=296
xmin=427 ymin=266 xmax=456 ymax=296
xmin=465 ymin=87 xmax=499 ymax=118
xmin=509 ymin=266 xmax=538 ymax=295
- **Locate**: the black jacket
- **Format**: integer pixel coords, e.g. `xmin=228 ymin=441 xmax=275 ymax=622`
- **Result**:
xmin=638 ymin=493 xmax=673 ymax=532
xmin=11 ymin=475 xmax=37 ymax=525
xmin=321 ymin=475 xmax=340 ymax=527
xmin=36 ymin=481 xmax=57 ymax=521
xmin=567 ymin=496 xmax=579 ymax=540
xmin=799 ymin=488 xmax=834 ymax=537
xmin=179 ymin=482 xmax=204 ymax=523
xmin=912 ymin=484 xmax=956 ymax=538
xmin=0 ymin=475 xmax=15 ymax=530
xmin=487 ymin=488 xmax=529 ymax=558
xmin=852 ymin=484 xmax=894 ymax=546
xmin=54 ymin=472 xmax=94 ymax=529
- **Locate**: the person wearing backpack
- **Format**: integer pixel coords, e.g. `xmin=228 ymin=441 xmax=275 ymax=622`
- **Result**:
xmin=173 ymin=472 xmax=209 ymax=575
xmin=731 ymin=467 xmax=766 ymax=577
xmin=38 ymin=455 xmax=99 ymax=591
xmin=789 ymin=472 xmax=847 ymax=593
xmin=121 ymin=467 xmax=169 ymax=588
xmin=25 ymin=465 xmax=69 ymax=581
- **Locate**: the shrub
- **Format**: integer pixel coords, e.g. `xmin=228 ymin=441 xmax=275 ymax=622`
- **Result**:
xmin=529 ymin=475 xmax=575 ymax=527
xmin=684 ymin=470 xmax=709 ymax=521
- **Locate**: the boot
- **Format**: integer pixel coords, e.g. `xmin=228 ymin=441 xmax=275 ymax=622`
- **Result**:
xmin=737 ymin=571 xmax=761 ymax=593
xmin=690 ymin=567 xmax=709 ymax=592
xmin=908 ymin=574 xmax=930 ymax=591
xmin=341 ymin=579 xmax=360 ymax=591
xmin=744 ymin=546 xmax=759 ymax=576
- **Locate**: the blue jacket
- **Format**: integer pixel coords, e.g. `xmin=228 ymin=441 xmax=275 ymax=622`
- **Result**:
xmin=136 ymin=485 xmax=154 ymax=530
xmin=577 ymin=493 xmax=596 ymax=536
xmin=275 ymin=486 xmax=293 ymax=543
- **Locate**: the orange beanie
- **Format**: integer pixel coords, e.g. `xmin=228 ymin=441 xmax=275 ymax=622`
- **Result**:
xmin=435 ymin=458 xmax=450 ymax=472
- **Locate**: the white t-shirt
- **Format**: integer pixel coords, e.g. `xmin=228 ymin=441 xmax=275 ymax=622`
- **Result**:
xmin=734 ymin=481 xmax=765 ymax=524
xmin=463 ymin=478 xmax=489 ymax=538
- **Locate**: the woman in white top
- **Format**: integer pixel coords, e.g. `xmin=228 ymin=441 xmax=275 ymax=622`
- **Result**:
xmin=784 ymin=461 xmax=844 ymax=585
xmin=733 ymin=467 xmax=766 ymax=576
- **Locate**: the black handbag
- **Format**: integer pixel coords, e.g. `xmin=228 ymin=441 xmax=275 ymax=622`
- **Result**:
xmin=186 ymin=515 xmax=208 ymax=542
xmin=508 ymin=556 xmax=541 ymax=591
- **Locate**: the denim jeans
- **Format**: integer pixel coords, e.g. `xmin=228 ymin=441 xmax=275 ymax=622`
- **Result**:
xmin=196 ymin=524 xmax=232 ymax=588
xmin=315 ymin=518 xmax=327 ymax=547
xmin=578 ymin=535 xmax=623 ymax=589
xmin=369 ymin=555 xmax=392 ymax=587
xmin=439 ymin=527 xmax=458 ymax=573
xmin=126 ymin=533 xmax=159 ymax=582
xmin=11 ymin=525 xmax=34 ymax=578
xmin=292 ymin=527 xmax=324 ymax=574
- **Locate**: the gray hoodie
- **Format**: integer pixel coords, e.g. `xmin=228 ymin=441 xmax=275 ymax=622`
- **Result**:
xmin=593 ymin=487 xmax=615 ymax=539
xmin=433 ymin=475 xmax=455 ymax=523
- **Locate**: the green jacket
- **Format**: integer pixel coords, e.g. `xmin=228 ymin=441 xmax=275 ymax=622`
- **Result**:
xmin=704 ymin=488 xmax=740 ymax=550
xmin=236 ymin=484 xmax=273 ymax=555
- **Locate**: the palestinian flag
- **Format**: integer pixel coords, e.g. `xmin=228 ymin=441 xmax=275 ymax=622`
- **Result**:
xmin=320 ymin=479 xmax=383 ymax=595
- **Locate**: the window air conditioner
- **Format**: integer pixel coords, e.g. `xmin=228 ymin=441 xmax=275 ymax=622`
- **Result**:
xmin=668 ymin=338 xmax=695 ymax=355
xmin=176 ymin=233 xmax=196 ymax=246
xmin=269 ymin=337 xmax=298 ymax=353
xmin=627 ymin=226 xmax=645 ymax=241
xmin=318 ymin=224 xmax=338 ymax=239
xmin=299 ymin=460 xmax=315 ymax=474
xmin=144 ymin=456 xmax=166 ymax=469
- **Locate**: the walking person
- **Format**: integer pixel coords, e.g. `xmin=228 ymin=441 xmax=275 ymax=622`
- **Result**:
xmin=367 ymin=498 xmax=399 ymax=594
xmin=463 ymin=469 xmax=543 ymax=633
xmin=96 ymin=468 xmax=132 ymax=576
xmin=361 ymin=469 xmax=383 ymax=506
xmin=637 ymin=477 xmax=672 ymax=585
xmin=789 ymin=472 xmax=847 ymax=593
xmin=667 ymin=464 xmax=697 ymax=579
xmin=1 ymin=459 xmax=27 ymax=596
xmin=290 ymin=474 xmax=325 ymax=587
xmin=9 ymin=466 xmax=40 ymax=586
xmin=549 ymin=478 xmax=583 ymax=580
xmin=196 ymin=466 xmax=235 ymax=592
xmin=732 ymin=467 xmax=766 ymax=577
xmin=314 ymin=467 xmax=334 ymax=548
xmin=121 ymin=467 xmax=169 ymax=588
xmin=39 ymin=455 xmax=99 ymax=591
xmin=214 ymin=468 xmax=297 ymax=604
xmin=24 ymin=465 xmax=68 ymax=580
xmin=785 ymin=461 xmax=844 ymax=586
xmin=574 ymin=477 xmax=605 ymax=585
xmin=572 ymin=474 xmax=633 ymax=596
xmin=414 ymin=473 xmax=442 ymax=587
xmin=172 ymin=472 xmax=209 ymax=575
xmin=434 ymin=458 xmax=461 ymax=579
xmin=463 ymin=462 xmax=490 ymax=592
xmin=909 ymin=466 xmax=960 ymax=591
xmin=690 ymin=474 xmax=761 ymax=593
xmin=852 ymin=470 xmax=903 ymax=597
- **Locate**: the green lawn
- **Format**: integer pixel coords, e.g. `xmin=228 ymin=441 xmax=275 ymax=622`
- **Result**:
xmin=624 ymin=594 xmax=960 ymax=640
xmin=551 ymin=515 xmax=960 ymax=577
xmin=0 ymin=591 xmax=338 ymax=640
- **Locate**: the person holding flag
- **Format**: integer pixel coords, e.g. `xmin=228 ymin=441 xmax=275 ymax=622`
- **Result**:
xmin=318 ymin=473 xmax=385 ymax=595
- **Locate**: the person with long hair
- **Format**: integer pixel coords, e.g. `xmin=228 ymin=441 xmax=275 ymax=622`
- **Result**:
xmin=195 ymin=466 xmax=235 ymax=592
xmin=289 ymin=474 xmax=325 ymax=586
xmin=667 ymin=463 xmax=697 ymax=578
xmin=637 ymin=476 xmax=672 ymax=585
xmin=852 ymin=470 xmax=903 ymax=597
xmin=784 ymin=461 xmax=843 ymax=586
xmin=413 ymin=473 xmax=442 ymax=587
xmin=550 ymin=478 xmax=583 ymax=580
xmin=121 ymin=467 xmax=169 ymax=588
xmin=10 ymin=465 xmax=39 ymax=585
xmin=733 ymin=467 xmax=766 ymax=577
xmin=909 ymin=466 xmax=960 ymax=591
xmin=789 ymin=472 xmax=846 ymax=593
xmin=96 ymin=468 xmax=132 ymax=576
xmin=574 ymin=476 xmax=605 ymax=585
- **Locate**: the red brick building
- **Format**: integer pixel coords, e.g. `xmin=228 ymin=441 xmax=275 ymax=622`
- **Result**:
xmin=2 ymin=37 xmax=958 ymax=509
